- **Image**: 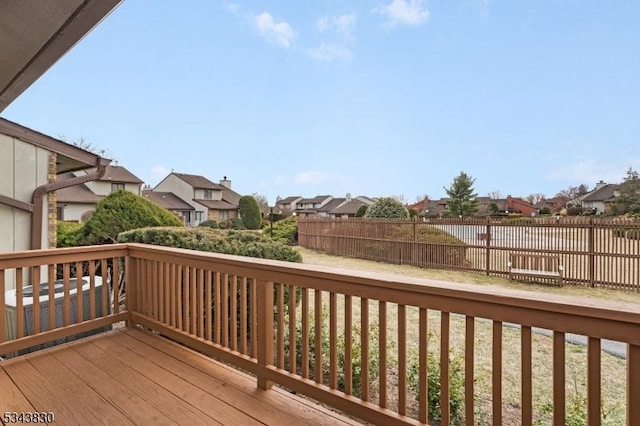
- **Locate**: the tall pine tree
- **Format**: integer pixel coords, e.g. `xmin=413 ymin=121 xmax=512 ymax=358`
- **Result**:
xmin=444 ymin=171 xmax=479 ymax=218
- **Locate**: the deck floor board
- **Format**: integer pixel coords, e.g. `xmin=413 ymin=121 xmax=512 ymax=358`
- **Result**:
xmin=0 ymin=329 xmax=362 ymax=426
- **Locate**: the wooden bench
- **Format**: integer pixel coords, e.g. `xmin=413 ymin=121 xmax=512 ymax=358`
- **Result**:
xmin=508 ymin=253 xmax=564 ymax=286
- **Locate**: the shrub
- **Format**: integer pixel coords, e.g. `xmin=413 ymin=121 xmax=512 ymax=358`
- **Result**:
xmin=56 ymin=221 xmax=84 ymax=248
xmin=198 ymin=220 xmax=219 ymax=229
xmin=81 ymin=190 xmax=183 ymax=245
xmin=238 ymin=196 xmax=262 ymax=230
xmin=408 ymin=352 xmax=465 ymax=425
xmin=355 ymin=205 xmax=368 ymax=217
xmin=365 ymin=197 xmax=409 ymax=219
xmin=219 ymin=217 xmax=246 ymax=230
xmin=408 ymin=208 xmax=419 ymax=218
xmin=267 ymin=216 xmax=298 ymax=244
xmin=540 ymin=206 xmax=552 ymax=215
xmin=117 ymin=227 xmax=302 ymax=262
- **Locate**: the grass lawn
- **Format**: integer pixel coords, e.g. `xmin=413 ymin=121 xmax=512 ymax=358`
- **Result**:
xmin=295 ymin=247 xmax=637 ymax=425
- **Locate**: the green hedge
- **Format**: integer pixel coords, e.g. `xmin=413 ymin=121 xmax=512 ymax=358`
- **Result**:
xmin=267 ymin=216 xmax=298 ymax=244
xmin=56 ymin=221 xmax=84 ymax=248
xmin=117 ymin=227 xmax=302 ymax=262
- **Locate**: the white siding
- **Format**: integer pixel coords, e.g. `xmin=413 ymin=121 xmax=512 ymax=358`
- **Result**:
xmin=59 ymin=203 xmax=94 ymax=222
xmin=86 ymin=180 xmax=141 ymax=196
xmin=0 ymin=134 xmax=49 ymax=289
xmin=155 ymin=175 xmax=208 ymax=224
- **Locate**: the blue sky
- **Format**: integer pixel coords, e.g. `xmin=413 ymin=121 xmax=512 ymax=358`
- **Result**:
xmin=4 ymin=1 xmax=640 ymax=204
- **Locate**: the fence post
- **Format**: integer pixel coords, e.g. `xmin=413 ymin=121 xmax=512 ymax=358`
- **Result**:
xmin=257 ymin=279 xmax=274 ymax=390
xmin=485 ymin=217 xmax=491 ymax=276
xmin=588 ymin=217 xmax=595 ymax=287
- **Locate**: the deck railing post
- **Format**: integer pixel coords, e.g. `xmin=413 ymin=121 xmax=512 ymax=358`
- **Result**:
xmin=257 ymin=279 xmax=274 ymax=390
xmin=125 ymin=254 xmax=135 ymax=327
xmin=628 ymin=343 xmax=640 ymax=425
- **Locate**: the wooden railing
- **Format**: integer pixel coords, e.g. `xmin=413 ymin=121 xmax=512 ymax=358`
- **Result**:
xmin=298 ymin=217 xmax=640 ymax=290
xmin=2 ymin=243 xmax=640 ymax=425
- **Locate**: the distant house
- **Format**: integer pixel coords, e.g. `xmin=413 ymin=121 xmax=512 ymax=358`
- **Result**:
xmin=317 ymin=198 xmax=346 ymax=218
xmin=580 ymin=181 xmax=619 ymax=214
xmin=295 ymin=195 xmax=334 ymax=218
xmin=329 ymin=197 xmax=373 ymax=218
xmin=55 ymin=165 xmax=143 ymax=221
xmin=153 ymin=173 xmax=242 ymax=225
xmin=0 ymin=118 xmax=109 ymax=256
xmin=275 ymin=196 xmax=303 ymax=213
xmin=142 ymin=190 xmax=195 ymax=223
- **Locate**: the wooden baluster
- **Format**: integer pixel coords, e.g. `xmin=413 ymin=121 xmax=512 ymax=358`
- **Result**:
xmin=344 ymin=294 xmax=353 ymax=395
xmin=441 ymin=312 xmax=450 ymax=425
xmin=197 ymin=269 xmax=205 ymax=337
xmin=0 ymin=270 xmax=5 ymax=343
xmin=190 ymin=267 xmax=197 ymax=335
xmin=587 ymin=337 xmax=601 ymax=426
xmin=214 ymin=272 xmax=221 ymax=343
xmin=522 ymin=326 xmax=533 ymax=426
xmin=62 ymin=264 xmax=71 ymax=327
xmin=88 ymin=261 xmax=96 ymax=320
xmin=554 ymin=332 xmax=566 ymax=425
xmin=230 ymin=275 xmax=238 ymax=350
xmin=301 ymin=288 xmax=309 ymax=379
xmin=493 ymin=320 xmax=502 ymax=425
xmin=113 ymin=258 xmax=120 ymax=315
xmin=164 ymin=263 xmax=171 ymax=323
xmin=183 ymin=266 xmax=190 ymax=333
xmin=176 ymin=265 xmax=183 ymax=331
xmin=361 ymin=297 xmax=369 ymax=401
xmin=240 ymin=277 xmax=247 ymax=353
xmin=206 ymin=270 xmax=213 ymax=341
xmin=257 ymin=280 xmax=274 ymax=390
xmin=398 ymin=304 xmax=406 ymax=414
xmin=101 ymin=259 xmax=109 ymax=316
xmin=288 ymin=284 xmax=296 ymax=373
xmin=329 ymin=292 xmax=338 ymax=389
xmin=48 ymin=266 xmax=55 ymax=329
xmin=251 ymin=278 xmax=258 ymax=358
xmin=629 ymin=343 xmax=640 ymax=426
xmin=466 ymin=316 xmax=475 ymax=426
xmin=378 ymin=301 xmax=387 ymax=407
xmin=314 ymin=289 xmax=323 ymax=384
xmin=418 ymin=308 xmax=428 ymax=424
xmin=31 ymin=266 xmax=41 ymax=334
xmin=277 ymin=283 xmax=285 ymax=369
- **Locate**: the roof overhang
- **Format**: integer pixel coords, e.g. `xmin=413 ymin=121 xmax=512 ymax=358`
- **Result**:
xmin=0 ymin=0 xmax=123 ymax=112
xmin=0 ymin=117 xmax=110 ymax=173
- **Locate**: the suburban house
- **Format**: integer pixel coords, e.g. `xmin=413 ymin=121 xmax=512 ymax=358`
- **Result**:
xmin=421 ymin=196 xmax=537 ymax=217
xmin=316 ymin=198 xmax=346 ymax=218
xmin=153 ymin=173 xmax=242 ymax=225
xmin=142 ymin=189 xmax=195 ymax=223
xmin=329 ymin=197 xmax=374 ymax=218
xmin=294 ymin=195 xmax=334 ymax=217
xmin=275 ymin=196 xmax=303 ymax=214
xmin=580 ymin=181 xmax=619 ymax=214
xmin=55 ymin=165 xmax=143 ymax=221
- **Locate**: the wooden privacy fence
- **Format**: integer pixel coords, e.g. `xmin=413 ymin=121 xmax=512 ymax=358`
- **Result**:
xmin=298 ymin=217 xmax=640 ymax=291
xmin=3 ymin=244 xmax=640 ymax=424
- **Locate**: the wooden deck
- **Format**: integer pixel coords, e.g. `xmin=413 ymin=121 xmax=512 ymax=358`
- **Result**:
xmin=0 ymin=328 xmax=361 ymax=425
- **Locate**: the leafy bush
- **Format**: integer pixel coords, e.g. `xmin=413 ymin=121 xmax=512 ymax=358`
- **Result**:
xmin=408 ymin=208 xmax=419 ymax=218
xmin=365 ymin=197 xmax=409 ymax=219
xmin=198 ymin=220 xmax=219 ymax=229
xmin=219 ymin=217 xmax=246 ymax=230
xmin=267 ymin=216 xmax=298 ymax=245
xmin=355 ymin=205 xmax=368 ymax=217
xmin=408 ymin=352 xmax=465 ymax=425
xmin=81 ymin=190 xmax=183 ymax=244
xmin=540 ymin=206 xmax=552 ymax=215
xmin=239 ymin=196 xmax=262 ymax=230
xmin=56 ymin=221 xmax=84 ymax=248
xmin=117 ymin=227 xmax=302 ymax=262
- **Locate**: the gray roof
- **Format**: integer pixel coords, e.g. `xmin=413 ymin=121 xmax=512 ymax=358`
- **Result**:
xmin=331 ymin=200 xmax=368 ymax=215
xmin=143 ymin=190 xmax=194 ymax=211
xmin=83 ymin=165 xmax=143 ymax=184
xmin=196 ymin=199 xmax=238 ymax=210
xmin=318 ymin=198 xmax=345 ymax=212
xmin=299 ymin=195 xmax=332 ymax=204
xmin=278 ymin=196 xmax=302 ymax=204
xmin=173 ymin=173 xmax=225 ymax=190
xmin=55 ymin=178 xmax=102 ymax=204
xmin=581 ymin=184 xmax=619 ymax=202
xmin=221 ymin=188 xmax=242 ymax=206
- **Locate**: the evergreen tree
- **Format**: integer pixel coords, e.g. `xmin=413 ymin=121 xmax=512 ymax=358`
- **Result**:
xmin=444 ymin=172 xmax=479 ymax=218
xmin=238 ymin=195 xmax=262 ymax=230
xmin=611 ymin=167 xmax=640 ymax=215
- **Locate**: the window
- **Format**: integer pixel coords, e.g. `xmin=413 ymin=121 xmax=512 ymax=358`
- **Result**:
xmin=219 ymin=210 xmax=228 ymax=220
xmin=111 ymin=183 xmax=125 ymax=192
xmin=195 ymin=211 xmax=204 ymax=222
xmin=203 ymin=189 xmax=212 ymax=199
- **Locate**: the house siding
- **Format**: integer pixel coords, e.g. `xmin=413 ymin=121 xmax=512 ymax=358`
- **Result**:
xmin=85 ymin=180 xmax=141 ymax=196
xmin=0 ymin=134 xmax=49 ymax=289
xmin=155 ymin=176 xmax=207 ymax=225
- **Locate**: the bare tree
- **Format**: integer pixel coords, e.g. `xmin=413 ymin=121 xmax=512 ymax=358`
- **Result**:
xmin=488 ymin=190 xmax=503 ymax=200
xmin=252 ymin=192 xmax=270 ymax=216
xmin=526 ymin=193 xmax=546 ymax=205
xmin=414 ymin=194 xmax=430 ymax=203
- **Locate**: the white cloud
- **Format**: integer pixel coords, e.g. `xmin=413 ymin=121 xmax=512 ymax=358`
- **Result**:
xmin=151 ymin=166 xmax=169 ymax=180
xmin=317 ymin=13 xmax=356 ymax=36
xmin=254 ymin=12 xmax=295 ymax=48
xmin=308 ymin=43 xmax=352 ymax=62
xmin=293 ymin=171 xmax=329 ymax=185
xmin=374 ymin=0 xmax=430 ymax=28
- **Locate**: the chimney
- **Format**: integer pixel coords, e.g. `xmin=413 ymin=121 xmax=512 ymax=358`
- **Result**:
xmin=220 ymin=176 xmax=231 ymax=189
xmin=346 ymin=192 xmax=351 ymax=201
xmin=595 ymin=180 xmax=607 ymax=190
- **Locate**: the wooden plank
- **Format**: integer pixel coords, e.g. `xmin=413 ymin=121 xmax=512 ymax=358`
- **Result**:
xmin=288 ymin=284 xmax=296 ymax=374
xmin=493 ymin=320 xmax=502 ymax=425
xmin=361 ymin=297 xmax=369 ymax=401
xmin=3 ymin=352 xmax=132 ymax=424
xmin=16 ymin=268 xmax=24 ymax=338
xmin=418 ymin=308 xmax=428 ymax=424
xmin=522 ymin=326 xmax=533 ymax=426
xmin=31 ymin=267 xmax=41 ymax=334
xmin=72 ymin=337 xmax=217 ymax=426
xmin=344 ymin=294 xmax=352 ymax=395
xmin=330 ymin=291 xmax=338 ymax=389
xmin=629 ymin=343 xmax=640 ymax=426
xmin=0 ymin=368 xmax=35 ymax=412
xmin=0 ymin=270 xmax=6 ymax=343
xmin=206 ymin=270 xmax=213 ymax=342
xmin=441 ymin=312 xmax=450 ymax=425
xmin=314 ymin=289 xmax=322 ymax=384
xmin=230 ymin=274 xmax=238 ymax=351
xmin=50 ymin=343 xmax=176 ymax=425
xmin=398 ymin=304 xmax=406 ymax=415
xmin=277 ymin=283 xmax=285 ymax=369
xmin=124 ymin=329 xmax=360 ymax=425
xmin=378 ymin=300 xmax=387 ymax=407
xmin=301 ymin=288 xmax=309 ymax=379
